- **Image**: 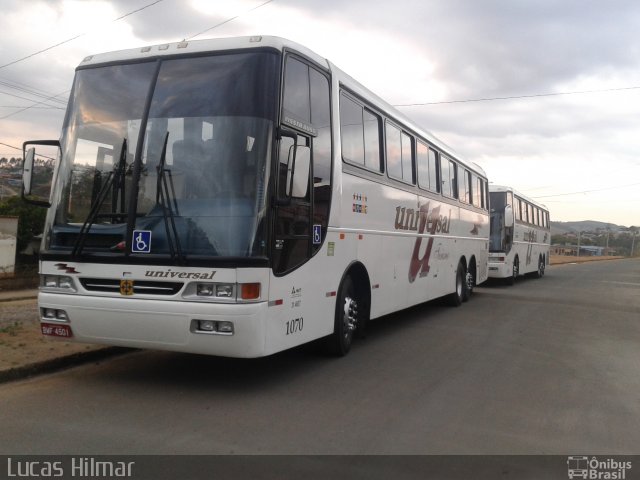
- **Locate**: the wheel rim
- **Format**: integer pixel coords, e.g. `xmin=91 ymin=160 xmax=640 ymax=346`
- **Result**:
xmin=513 ymin=261 xmax=519 ymax=279
xmin=466 ymin=271 xmax=474 ymax=292
xmin=342 ymin=295 xmax=358 ymax=341
xmin=539 ymin=260 xmax=545 ymax=276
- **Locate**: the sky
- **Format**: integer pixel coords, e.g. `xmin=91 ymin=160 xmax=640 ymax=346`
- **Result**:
xmin=1 ymin=0 xmax=639 ymax=227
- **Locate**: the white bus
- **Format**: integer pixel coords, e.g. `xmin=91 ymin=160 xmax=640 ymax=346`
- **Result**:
xmin=488 ymin=185 xmax=550 ymax=284
xmin=23 ymin=36 xmax=489 ymax=358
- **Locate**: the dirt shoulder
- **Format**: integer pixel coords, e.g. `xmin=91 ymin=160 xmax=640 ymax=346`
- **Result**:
xmin=550 ymin=255 xmax=625 ymax=265
xmin=0 ymin=298 xmax=111 ymax=382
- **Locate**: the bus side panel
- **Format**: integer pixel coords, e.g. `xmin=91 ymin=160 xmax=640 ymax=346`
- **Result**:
xmin=264 ymin=230 xmax=356 ymax=356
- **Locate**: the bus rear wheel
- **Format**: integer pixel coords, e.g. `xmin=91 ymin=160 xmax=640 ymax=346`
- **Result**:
xmin=506 ymin=257 xmax=518 ymax=286
xmin=326 ymin=276 xmax=359 ymax=356
xmin=463 ymin=265 xmax=475 ymax=302
xmin=536 ymin=256 xmax=545 ymax=278
xmin=447 ymin=262 xmax=466 ymax=307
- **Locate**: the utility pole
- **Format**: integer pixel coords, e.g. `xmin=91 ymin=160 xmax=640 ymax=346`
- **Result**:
xmin=577 ymin=231 xmax=581 ymax=257
xmin=632 ymin=230 xmax=637 ymax=257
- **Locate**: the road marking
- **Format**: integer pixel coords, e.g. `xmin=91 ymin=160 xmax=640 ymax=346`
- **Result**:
xmin=600 ymin=281 xmax=640 ymax=287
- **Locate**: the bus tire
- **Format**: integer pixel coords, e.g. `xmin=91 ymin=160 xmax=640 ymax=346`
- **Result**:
xmin=463 ymin=263 xmax=475 ymax=302
xmin=536 ymin=256 xmax=545 ymax=278
xmin=447 ymin=262 xmax=465 ymax=307
xmin=506 ymin=257 xmax=518 ymax=286
xmin=326 ymin=275 xmax=359 ymax=356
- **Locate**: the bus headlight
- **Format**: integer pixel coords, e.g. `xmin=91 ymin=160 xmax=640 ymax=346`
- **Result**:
xmin=191 ymin=319 xmax=234 ymax=335
xmin=193 ymin=282 xmax=260 ymax=301
xmin=41 ymin=275 xmax=75 ymax=291
xmin=196 ymin=283 xmax=214 ymax=296
xmin=215 ymin=284 xmax=234 ymax=298
xmin=40 ymin=308 xmax=70 ymax=322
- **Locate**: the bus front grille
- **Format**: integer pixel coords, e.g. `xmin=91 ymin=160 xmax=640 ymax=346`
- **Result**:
xmin=80 ymin=278 xmax=183 ymax=295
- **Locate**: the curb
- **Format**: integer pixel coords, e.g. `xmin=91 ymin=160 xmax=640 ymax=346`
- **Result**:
xmin=0 ymin=295 xmax=38 ymax=303
xmin=0 ymin=347 xmax=133 ymax=384
xmin=0 ymin=290 xmax=39 ymax=303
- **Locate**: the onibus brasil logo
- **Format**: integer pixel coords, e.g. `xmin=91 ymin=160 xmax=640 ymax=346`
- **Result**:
xmin=567 ymin=456 xmax=632 ymax=479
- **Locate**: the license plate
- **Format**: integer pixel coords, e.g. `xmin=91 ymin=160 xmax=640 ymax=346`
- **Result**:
xmin=41 ymin=323 xmax=73 ymax=338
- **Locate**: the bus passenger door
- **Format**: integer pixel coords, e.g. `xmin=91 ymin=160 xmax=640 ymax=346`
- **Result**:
xmin=273 ymin=53 xmax=332 ymax=275
xmin=273 ymin=134 xmax=312 ymax=274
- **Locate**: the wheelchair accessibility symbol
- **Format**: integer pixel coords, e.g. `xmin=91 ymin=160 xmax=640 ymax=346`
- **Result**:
xmin=132 ymin=230 xmax=152 ymax=253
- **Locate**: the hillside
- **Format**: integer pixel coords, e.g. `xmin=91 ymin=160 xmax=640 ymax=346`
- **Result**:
xmin=551 ymin=220 xmax=628 ymax=235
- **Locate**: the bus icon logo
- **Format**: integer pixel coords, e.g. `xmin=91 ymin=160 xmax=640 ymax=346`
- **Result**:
xmin=132 ymin=230 xmax=152 ymax=253
xmin=567 ymin=456 xmax=589 ymax=479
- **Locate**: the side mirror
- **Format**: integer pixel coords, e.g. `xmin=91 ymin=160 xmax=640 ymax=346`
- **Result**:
xmin=23 ymin=147 xmax=35 ymax=196
xmin=287 ymin=145 xmax=310 ymax=198
xmin=22 ymin=140 xmax=60 ymax=207
xmin=504 ymin=204 xmax=514 ymax=226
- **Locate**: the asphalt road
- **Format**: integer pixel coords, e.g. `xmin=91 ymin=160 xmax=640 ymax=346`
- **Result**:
xmin=0 ymin=259 xmax=639 ymax=455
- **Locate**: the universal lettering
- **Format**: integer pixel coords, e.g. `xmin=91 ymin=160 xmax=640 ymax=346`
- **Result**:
xmin=144 ymin=270 xmax=216 ymax=280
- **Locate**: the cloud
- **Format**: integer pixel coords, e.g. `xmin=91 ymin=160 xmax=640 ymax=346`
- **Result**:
xmin=0 ymin=0 xmax=638 ymax=225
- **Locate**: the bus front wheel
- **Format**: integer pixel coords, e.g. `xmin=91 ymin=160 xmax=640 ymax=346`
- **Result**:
xmin=506 ymin=257 xmax=519 ymax=286
xmin=326 ymin=276 xmax=359 ymax=356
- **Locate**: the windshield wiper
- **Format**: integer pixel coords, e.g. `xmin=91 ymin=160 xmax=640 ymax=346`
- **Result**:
xmin=72 ymin=138 xmax=128 ymax=257
xmin=155 ymin=132 xmax=185 ymax=264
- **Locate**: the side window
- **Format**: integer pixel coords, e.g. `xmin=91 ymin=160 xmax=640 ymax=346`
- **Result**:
xmin=428 ymin=148 xmax=439 ymax=193
xmin=340 ymin=94 xmax=364 ymax=165
xmin=472 ymin=174 xmax=482 ymax=207
xmin=457 ymin=168 xmax=466 ymax=203
xmin=418 ymin=142 xmax=439 ymax=192
xmin=441 ymin=157 xmax=458 ymax=199
xmin=385 ymin=122 xmax=414 ymax=183
xmin=401 ymin=131 xmax=414 ymax=184
xmin=283 ymin=58 xmax=311 ymax=124
xmin=417 ymin=141 xmax=429 ymax=189
xmin=450 ymin=160 xmax=459 ymax=199
xmin=385 ymin=122 xmax=402 ymax=180
xmin=339 ymin=93 xmax=381 ymax=171
xmin=363 ymin=109 xmax=382 ymax=171
xmin=514 ymin=197 xmax=521 ymax=221
xmin=461 ymin=169 xmax=471 ymax=204
xmin=441 ymin=155 xmax=451 ymax=197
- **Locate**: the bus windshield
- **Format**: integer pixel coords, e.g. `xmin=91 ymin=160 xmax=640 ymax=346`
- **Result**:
xmin=489 ymin=191 xmax=508 ymax=252
xmin=51 ymin=51 xmax=279 ymax=260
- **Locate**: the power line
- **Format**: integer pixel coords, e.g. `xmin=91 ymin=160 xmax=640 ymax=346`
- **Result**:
xmin=0 ymin=142 xmax=21 ymax=152
xmin=0 ymin=106 xmax=63 ymax=110
xmin=394 ymin=85 xmax=640 ymax=107
xmin=0 ymin=0 xmax=165 ymax=71
xmin=0 ymin=90 xmax=69 ymax=120
xmin=0 ymin=79 xmax=68 ymax=105
xmin=186 ymin=0 xmax=275 ymax=40
xmin=531 ymin=182 xmax=640 ymax=199
xmin=0 ymin=89 xmax=66 ymax=108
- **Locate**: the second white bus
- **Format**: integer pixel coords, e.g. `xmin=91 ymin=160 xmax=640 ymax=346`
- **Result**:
xmin=488 ymin=185 xmax=550 ymax=284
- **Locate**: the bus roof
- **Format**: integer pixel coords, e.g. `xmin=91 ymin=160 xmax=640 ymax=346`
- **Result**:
xmin=489 ymin=185 xmax=548 ymax=211
xmin=79 ymin=35 xmax=485 ymax=178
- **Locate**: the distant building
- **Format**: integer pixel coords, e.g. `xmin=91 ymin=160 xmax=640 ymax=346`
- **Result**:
xmin=551 ymin=245 xmax=617 ymax=256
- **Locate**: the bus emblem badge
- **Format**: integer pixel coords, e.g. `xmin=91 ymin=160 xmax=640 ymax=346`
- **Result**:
xmin=120 ymin=280 xmax=134 ymax=296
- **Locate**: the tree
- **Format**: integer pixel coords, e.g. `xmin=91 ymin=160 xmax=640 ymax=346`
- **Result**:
xmin=0 ymin=196 xmax=47 ymax=253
